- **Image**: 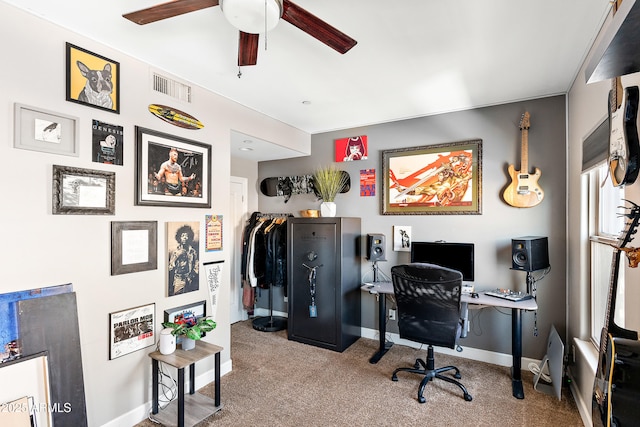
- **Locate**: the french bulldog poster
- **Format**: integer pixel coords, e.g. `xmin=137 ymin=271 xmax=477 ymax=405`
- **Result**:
xmin=66 ymin=43 xmax=119 ymax=113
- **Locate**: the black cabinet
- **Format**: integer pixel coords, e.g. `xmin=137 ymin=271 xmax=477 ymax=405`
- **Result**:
xmin=287 ymin=217 xmax=361 ymax=352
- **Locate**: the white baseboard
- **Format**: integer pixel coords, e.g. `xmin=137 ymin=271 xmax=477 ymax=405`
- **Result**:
xmin=101 ymin=359 xmax=233 ymax=427
xmin=360 ymin=326 xmax=541 ymax=368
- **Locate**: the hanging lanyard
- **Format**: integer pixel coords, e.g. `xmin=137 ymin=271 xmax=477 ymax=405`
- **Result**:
xmin=302 ymin=263 xmax=322 ymax=317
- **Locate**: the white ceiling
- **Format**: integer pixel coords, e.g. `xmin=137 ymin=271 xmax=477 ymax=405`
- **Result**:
xmin=4 ymin=0 xmax=611 ymax=160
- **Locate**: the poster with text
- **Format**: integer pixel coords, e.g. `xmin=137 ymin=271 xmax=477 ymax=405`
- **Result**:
xmin=360 ymin=169 xmax=376 ymax=196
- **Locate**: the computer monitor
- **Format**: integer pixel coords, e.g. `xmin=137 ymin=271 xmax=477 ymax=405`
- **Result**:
xmin=410 ymin=241 xmax=475 ymax=282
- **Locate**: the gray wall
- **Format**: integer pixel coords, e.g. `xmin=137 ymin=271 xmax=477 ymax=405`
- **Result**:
xmin=257 ymin=95 xmax=567 ymax=360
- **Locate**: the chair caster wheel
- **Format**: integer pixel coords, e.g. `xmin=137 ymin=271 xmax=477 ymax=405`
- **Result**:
xmin=391 ymin=375 xmax=398 ymax=381
xmin=454 ymin=372 xmax=461 ymax=379
xmin=464 ymin=394 xmax=473 ymax=402
xmin=418 ymin=396 xmax=426 ymax=404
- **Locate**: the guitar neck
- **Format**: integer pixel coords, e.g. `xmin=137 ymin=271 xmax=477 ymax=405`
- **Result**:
xmin=520 ymin=127 xmax=529 ymax=173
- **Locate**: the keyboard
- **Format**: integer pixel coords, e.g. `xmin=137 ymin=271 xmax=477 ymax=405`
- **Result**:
xmin=484 ymin=289 xmax=533 ymax=302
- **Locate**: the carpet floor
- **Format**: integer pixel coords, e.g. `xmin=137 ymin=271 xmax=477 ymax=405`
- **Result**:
xmin=137 ymin=319 xmax=584 ymax=426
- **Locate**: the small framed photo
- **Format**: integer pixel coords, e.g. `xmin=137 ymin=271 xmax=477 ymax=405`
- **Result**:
xmin=393 ymin=226 xmax=412 ymax=252
xmin=52 ymin=165 xmax=115 ymax=215
xmin=382 ymin=139 xmax=482 ymax=215
xmin=66 ymin=43 xmax=120 ymax=113
xmin=111 ymin=221 xmax=158 ymax=275
xmin=109 ymin=303 xmax=155 ymax=360
xmin=14 ymin=103 xmax=79 ymax=157
xmin=164 ymin=300 xmax=207 ymax=339
xmin=135 ymin=126 xmax=211 ymax=208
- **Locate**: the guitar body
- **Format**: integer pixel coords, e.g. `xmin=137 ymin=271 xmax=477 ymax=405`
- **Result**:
xmin=608 ymin=85 xmax=640 ymax=187
xmin=593 ymin=334 xmax=640 ymax=427
xmin=504 ymin=165 xmax=544 ymax=208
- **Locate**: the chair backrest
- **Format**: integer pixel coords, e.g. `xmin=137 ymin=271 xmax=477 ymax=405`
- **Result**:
xmin=391 ymin=263 xmax=463 ymax=349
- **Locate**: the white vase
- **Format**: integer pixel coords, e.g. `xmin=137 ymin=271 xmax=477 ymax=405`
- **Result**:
xmin=320 ymin=202 xmax=337 ymax=217
xmin=181 ymin=337 xmax=196 ymax=351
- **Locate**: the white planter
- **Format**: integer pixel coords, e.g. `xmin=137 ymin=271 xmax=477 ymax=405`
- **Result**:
xmin=181 ymin=337 xmax=196 ymax=351
xmin=320 ymin=202 xmax=337 ymax=217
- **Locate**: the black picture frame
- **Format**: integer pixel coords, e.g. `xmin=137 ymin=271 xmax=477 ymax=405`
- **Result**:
xmin=135 ymin=126 xmax=211 ymax=208
xmin=65 ymin=43 xmax=120 ymax=114
xmin=111 ymin=221 xmax=158 ymax=275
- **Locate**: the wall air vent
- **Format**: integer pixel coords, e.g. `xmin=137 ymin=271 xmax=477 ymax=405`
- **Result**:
xmin=152 ymin=72 xmax=192 ymax=103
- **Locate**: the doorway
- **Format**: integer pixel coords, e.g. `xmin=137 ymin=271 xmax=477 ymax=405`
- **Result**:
xmin=230 ymin=176 xmax=249 ymax=324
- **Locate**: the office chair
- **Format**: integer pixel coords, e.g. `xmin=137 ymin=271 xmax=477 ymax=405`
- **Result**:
xmin=390 ymin=263 xmax=473 ymax=404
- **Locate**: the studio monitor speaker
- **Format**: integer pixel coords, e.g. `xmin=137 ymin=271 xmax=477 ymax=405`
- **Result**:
xmin=511 ymin=236 xmax=549 ymax=272
xmin=366 ymin=233 xmax=386 ymax=262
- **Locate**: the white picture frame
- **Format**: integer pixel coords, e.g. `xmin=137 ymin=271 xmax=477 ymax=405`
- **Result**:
xmin=14 ymin=103 xmax=79 ymax=157
xmin=393 ymin=225 xmax=412 ymax=252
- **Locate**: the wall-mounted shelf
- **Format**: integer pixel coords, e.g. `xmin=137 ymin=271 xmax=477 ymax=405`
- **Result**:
xmin=586 ymin=0 xmax=640 ymax=83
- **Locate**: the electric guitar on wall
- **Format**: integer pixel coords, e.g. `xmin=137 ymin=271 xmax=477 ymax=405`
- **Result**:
xmin=503 ymin=112 xmax=544 ymax=207
xmin=592 ymin=200 xmax=640 ymax=427
xmin=607 ymin=0 xmax=640 ymax=187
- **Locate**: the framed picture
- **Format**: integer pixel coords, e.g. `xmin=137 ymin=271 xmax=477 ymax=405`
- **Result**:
xmin=92 ymin=120 xmax=124 ymax=165
xmin=382 ymin=139 xmax=482 ymax=215
xmin=14 ymin=103 xmax=79 ymax=157
xmin=205 ymin=215 xmax=223 ymax=251
xmin=66 ymin=43 xmax=120 ymax=113
xmin=109 ymin=303 xmax=155 ymax=360
xmin=52 ymin=165 xmax=115 ymax=215
xmin=164 ymin=300 xmax=207 ymax=339
xmin=393 ymin=225 xmax=412 ymax=252
xmin=111 ymin=221 xmax=158 ymax=275
xmin=135 ymin=126 xmax=211 ymax=208
xmin=166 ymin=222 xmax=200 ymax=296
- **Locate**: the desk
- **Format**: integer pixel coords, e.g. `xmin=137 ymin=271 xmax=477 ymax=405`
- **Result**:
xmin=149 ymin=340 xmax=223 ymax=427
xmin=362 ymin=281 xmax=538 ymax=399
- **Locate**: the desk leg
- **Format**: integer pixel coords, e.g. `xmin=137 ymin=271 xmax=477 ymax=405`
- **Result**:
xmin=178 ymin=368 xmax=185 ymax=427
xmin=151 ymin=359 xmax=159 ymax=414
xmin=215 ymin=352 xmax=221 ymax=407
xmin=511 ymin=308 xmax=524 ymax=399
xmin=369 ymin=293 xmax=393 ymax=364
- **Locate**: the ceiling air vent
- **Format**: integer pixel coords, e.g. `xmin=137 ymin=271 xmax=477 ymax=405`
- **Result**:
xmin=152 ymin=72 xmax=192 ymax=103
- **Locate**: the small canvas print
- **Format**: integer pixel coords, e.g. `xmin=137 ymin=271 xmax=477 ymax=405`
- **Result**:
xmin=167 ymin=222 xmax=200 ymax=296
xmin=335 ymin=135 xmax=368 ymax=162
xmin=92 ymin=120 xmax=123 ymax=165
xmin=393 ymin=225 xmax=412 ymax=252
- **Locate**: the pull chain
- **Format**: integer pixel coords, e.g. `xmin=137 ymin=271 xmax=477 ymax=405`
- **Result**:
xmin=303 ymin=263 xmax=322 ymax=317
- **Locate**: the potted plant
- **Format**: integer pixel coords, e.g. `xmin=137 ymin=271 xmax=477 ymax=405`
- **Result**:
xmin=162 ymin=316 xmax=216 ymax=351
xmin=313 ymin=165 xmax=349 ymax=217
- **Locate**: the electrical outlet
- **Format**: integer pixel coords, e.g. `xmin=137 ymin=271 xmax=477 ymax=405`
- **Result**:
xmin=388 ymin=309 xmax=396 ymax=321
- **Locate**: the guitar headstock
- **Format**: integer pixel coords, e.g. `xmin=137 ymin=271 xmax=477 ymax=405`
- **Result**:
xmin=618 ymin=200 xmax=640 ymax=248
xmin=519 ymin=112 xmax=531 ymax=130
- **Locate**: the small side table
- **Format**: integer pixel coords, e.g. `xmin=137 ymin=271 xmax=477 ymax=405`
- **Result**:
xmin=149 ymin=340 xmax=223 ymax=427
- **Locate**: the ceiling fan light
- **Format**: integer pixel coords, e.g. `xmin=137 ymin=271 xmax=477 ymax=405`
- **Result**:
xmin=221 ymin=0 xmax=282 ymax=34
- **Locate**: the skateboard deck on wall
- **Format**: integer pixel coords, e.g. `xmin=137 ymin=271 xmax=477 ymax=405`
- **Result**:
xmin=260 ymin=171 xmax=351 ymax=202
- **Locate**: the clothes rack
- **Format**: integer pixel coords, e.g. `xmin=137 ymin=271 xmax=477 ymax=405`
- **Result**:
xmin=245 ymin=212 xmax=292 ymax=332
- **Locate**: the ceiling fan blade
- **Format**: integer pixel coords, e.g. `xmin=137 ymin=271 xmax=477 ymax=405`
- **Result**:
xmin=282 ymin=0 xmax=357 ymax=54
xmin=123 ymin=0 xmax=220 ymax=25
xmin=238 ymin=32 xmax=259 ymax=66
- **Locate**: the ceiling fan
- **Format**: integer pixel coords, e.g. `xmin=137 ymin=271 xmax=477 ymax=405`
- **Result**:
xmin=123 ymin=0 xmax=357 ymax=66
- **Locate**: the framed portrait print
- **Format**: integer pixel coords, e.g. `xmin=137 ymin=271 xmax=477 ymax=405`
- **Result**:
xmin=14 ymin=103 xmax=79 ymax=157
xmin=382 ymin=139 xmax=482 ymax=215
xmin=111 ymin=221 xmax=158 ymax=275
xmin=109 ymin=303 xmax=155 ymax=360
xmin=166 ymin=221 xmax=200 ymax=296
xmin=66 ymin=43 xmax=120 ymax=114
xmin=135 ymin=126 xmax=211 ymax=208
xmin=52 ymin=165 xmax=115 ymax=215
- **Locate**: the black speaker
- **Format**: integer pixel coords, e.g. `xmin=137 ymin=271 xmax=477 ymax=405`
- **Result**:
xmin=366 ymin=234 xmax=386 ymax=262
xmin=511 ymin=236 xmax=549 ymax=271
